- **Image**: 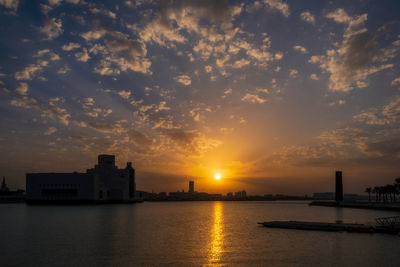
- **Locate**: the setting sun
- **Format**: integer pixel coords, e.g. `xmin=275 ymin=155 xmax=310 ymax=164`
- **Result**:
xmin=214 ymin=173 xmax=221 ymax=180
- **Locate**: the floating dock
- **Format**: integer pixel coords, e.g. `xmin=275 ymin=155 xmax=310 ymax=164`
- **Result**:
xmin=258 ymin=220 xmax=400 ymax=234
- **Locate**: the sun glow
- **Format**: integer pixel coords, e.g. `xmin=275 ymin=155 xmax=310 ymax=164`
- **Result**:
xmin=214 ymin=173 xmax=221 ymax=180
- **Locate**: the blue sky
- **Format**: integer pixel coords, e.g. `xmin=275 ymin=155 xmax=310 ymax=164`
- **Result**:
xmin=1 ymin=0 xmax=400 ymax=194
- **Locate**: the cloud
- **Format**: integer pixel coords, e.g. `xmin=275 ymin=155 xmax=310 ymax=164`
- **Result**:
xmin=310 ymin=73 xmax=319 ymax=80
xmin=40 ymin=18 xmax=63 ymax=40
xmin=75 ymin=48 xmax=90 ymax=62
xmin=174 ymin=74 xmax=191 ymax=86
xmin=137 ymin=0 xmax=242 ymax=47
xmin=48 ymin=0 xmax=62 ymax=6
xmin=10 ymin=88 xmax=71 ymax=126
xmin=163 ymin=130 xmax=222 ymax=155
xmin=289 ymin=69 xmax=298 ymax=77
xmin=57 ymin=65 xmax=70 ymax=74
xmin=0 ymin=0 xmax=19 ymax=11
xmin=14 ymin=60 xmax=48 ymax=80
xmin=293 ymin=45 xmax=308 ymax=54
xmin=382 ymin=96 xmax=400 ymax=122
xmin=33 ymin=49 xmax=60 ymax=61
xmin=89 ymin=7 xmax=116 ymax=19
xmin=81 ymin=30 xmax=151 ymax=74
xmin=62 ymin=42 xmax=81 ymax=51
xmin=232 ymin=58 xmax=250 ymax=68
xmin=328 ymin=99 xmax=346 ymax=106
xmin=354 ymin=96 xmax=400 ymax=125
xmin=300 ymin=10 xmax=315 ymax=24
xmin=44 ymin=126 xmax=57 ymax=135
xmin=117 ymin=90 xmax=131 ymax=99
xmin=15 ymin=82 xmax=28 ymax=95
xmin=241 ymin=93 xmax=266 ymax=104
xmin=81 ymin=30 xmax=106 ymax=41
xmin=310 ymin=9 xmax=395 ymax=92
xmin=222 ymin=88 xmax=232 ymax=98
xmin=204 ymin=65 xmax=213 ymax=73
xmin=326 ymin=8 xmax=352 ymax=24
xmin=263 ymin=0 xmax=290 ymax=17
xmin=391 ymin=77 xmax=400 ymax=86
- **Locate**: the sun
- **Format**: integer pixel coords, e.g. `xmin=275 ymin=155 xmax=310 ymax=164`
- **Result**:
xmin=214 ymin=173 xmax=221 ymax=180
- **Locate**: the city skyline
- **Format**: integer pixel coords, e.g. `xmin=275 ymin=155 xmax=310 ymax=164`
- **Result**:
xmin=1 ymin=0 xmax=400 ymax=195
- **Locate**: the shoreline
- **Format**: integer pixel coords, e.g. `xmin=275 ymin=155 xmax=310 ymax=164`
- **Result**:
xmin=310 ymin=201 xmax=400 ymax=211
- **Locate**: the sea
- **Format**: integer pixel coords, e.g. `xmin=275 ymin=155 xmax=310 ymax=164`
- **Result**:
xmin=1 ymin=201 xmax=399 ymax=267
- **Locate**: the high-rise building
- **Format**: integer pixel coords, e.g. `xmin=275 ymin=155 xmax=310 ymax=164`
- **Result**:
xmin=189 ymin=181 xmax=194 ymax=193
xmin=335 ymin=171 xmax=343 ymax=202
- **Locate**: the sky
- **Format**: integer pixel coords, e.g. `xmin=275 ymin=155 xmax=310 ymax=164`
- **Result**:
xmin=1 ymin=0 xmax=400 ymax=195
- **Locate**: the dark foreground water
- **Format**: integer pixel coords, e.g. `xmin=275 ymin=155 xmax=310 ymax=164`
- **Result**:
xmin=1 ymin=201 xmax=400 ymax=267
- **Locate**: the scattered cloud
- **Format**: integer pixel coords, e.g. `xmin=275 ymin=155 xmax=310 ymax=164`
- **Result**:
xmin=204 ymin=65 xmax=213 ymax=73
xmin=174 ymin=74 xmax=191 ymax=86
xmin=15 ymin=82 xmax=28 ymax=95
xmin=241 ymin=93 xmax=267 ymax=104
xmin=15 ymin=61 xmax=48 ymax=80
xmin=117 ymin=90 xmax=131 ymax=99
xmin=222 ymin=88 xmax=232 ymax=99
xmin=232 ymin=58 xmax=250 ymax=68
xmin=300 ymin=11 xmax=315 ymax=24
xmin=75 ymin=48 xmax=90 ymax=62
xmin=89 ymin=7 xmax=116 ymax=19
xmin=62 ymin=42 xmax=81 ymax=51
xmin=40 ymin=18 xmax=63 ymax=40
xmin=391 ymin=77 xmax=400 ymax=86
xmin=44 ymin=126 xmax=57 ymax=135
xmin=289 ymin=69 xmax=298 ymax=77
xmin=354 ymin=96 xmax=400 ymax=125
xmin=0 ymin=0 xmax=19 ymax=11
xmin=293 ymin=45 xmax=308 ymax=54
xmin=263 ymin=0 xmax=290 ymax=17
xmin=310 ymin=9 xmax=395 ymax=91
xmin=57 ymin=65 xmax=70 ymax=74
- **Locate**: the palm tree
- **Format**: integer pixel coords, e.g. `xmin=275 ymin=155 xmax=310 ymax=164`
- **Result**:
xmin=365 ymin=187 xmax=372 ymax=202
xmin=373 ymin=186 xmax=380 ymax=202
xmin=395 ymin=178 xmax=400 ymax=202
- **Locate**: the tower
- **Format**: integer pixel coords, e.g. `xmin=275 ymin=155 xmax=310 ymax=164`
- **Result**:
xmin=335 ymin=171 xmax=343 ymax=202
xmin=126 ymin=162 xmax=135 ymax=199
xmin=1 ymin=176 xmax=9 ymax=192
xmin=189 ymin=181 xmax=194 ymax=193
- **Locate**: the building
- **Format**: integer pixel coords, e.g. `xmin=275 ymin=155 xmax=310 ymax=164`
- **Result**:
xmin=1 ymin=176 xmax=9 ymax=192
xmin=26 ymin=154 xmax=136 ymax=203
xmin=335 ymin=171 xmax=343 ymax=202
xmin=234 ymin=190 xmax=247 ymax=199
xmin=0 ymin=176 xmax=25 ymax=202
xmin=189 ymin=181 xmax=194 ymax=193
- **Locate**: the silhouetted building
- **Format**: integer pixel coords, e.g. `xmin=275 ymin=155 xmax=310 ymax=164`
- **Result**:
xmin=1 ymin=176 xmax=9 ymax=192
xmin=189 ymin=181 xmax=194 ymax=193
xmin=26 ymin=154 xmax=136 ymax=203
xmin=234 ymin=190 xmax=247 ymax=198
xmin=0 ymin=176 xmax=25 ymax=202
xmin=335 ymin=171 xmax=343 ymax=202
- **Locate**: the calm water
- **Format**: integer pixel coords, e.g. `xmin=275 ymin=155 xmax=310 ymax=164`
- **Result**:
xmin=1 ymin=201 xmax=400 ymax=267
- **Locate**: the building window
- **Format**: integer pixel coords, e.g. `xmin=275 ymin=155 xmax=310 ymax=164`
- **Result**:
xmin=99 ymin=190 xmax=103 ymax=199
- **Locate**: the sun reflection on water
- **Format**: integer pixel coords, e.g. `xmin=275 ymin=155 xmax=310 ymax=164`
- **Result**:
xmin=207 ymin=201 xmax=224 ymax=266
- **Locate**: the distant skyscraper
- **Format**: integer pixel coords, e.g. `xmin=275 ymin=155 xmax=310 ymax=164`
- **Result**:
xmin=335 ymin=171 xmax=343 ymax=202
xmin=189 ymin=181 xmax=194 ymax=193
